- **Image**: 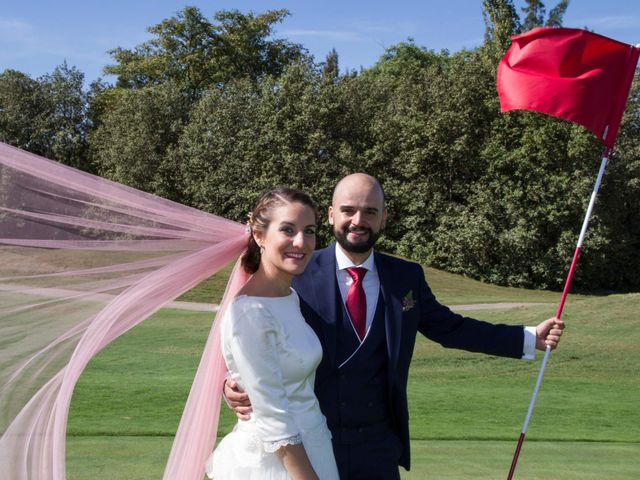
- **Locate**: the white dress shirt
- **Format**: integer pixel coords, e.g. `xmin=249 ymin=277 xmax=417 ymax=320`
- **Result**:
xmin=335 ymin=244 xmax=379 ymax=343
xmin=334 ymin=244 xmax=536 ymax=360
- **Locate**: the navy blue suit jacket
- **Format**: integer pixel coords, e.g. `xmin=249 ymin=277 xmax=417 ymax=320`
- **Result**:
xmin=292 ymin=244 xmax=524 ymax=470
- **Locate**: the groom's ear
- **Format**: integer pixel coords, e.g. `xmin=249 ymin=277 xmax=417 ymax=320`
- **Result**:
xmin=328 ymin=206 xmax=334 ymax=225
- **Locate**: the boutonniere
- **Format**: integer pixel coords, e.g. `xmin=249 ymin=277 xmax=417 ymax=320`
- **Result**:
xmin=402 ymin=290 xmax=416 ymax=312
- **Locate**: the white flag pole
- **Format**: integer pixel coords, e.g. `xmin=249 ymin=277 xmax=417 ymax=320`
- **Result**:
xmin=507 ymin=146 xmax=611 ymax=479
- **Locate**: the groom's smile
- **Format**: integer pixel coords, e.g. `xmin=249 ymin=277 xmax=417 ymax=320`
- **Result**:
xmin=328 ymin=173 xmax=387 ymax=261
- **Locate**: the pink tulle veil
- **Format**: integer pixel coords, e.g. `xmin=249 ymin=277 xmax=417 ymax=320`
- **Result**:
xmin=0 ymin=142 xmax=249 ymax=480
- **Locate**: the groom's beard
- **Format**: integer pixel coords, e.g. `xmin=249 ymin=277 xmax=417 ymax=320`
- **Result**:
xmin=333 ymin=225 xmax=380 ymax=254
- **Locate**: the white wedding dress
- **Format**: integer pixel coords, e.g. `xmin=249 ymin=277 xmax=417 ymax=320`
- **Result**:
xmin=206 ymin=290 xmax=339 ymax=480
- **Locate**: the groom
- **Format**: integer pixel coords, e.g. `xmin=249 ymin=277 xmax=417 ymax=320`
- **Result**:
xmin=227 ymin=173 xmax=564 ymax=479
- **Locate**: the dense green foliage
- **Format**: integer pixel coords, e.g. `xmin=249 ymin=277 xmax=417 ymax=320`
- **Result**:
xmin=0 ymin=62 xmax=89 ymax=168
xmin=1 ymin=1 xmax=639 ymax=290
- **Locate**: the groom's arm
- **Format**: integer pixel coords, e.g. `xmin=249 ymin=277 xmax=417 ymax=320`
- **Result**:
xmin=413 ymin=265 xmax=522 ymax=357
xmin=414 ymin=265 xmax=563 ymax=356
xmin=223 ymin=379 xmax=253 ymax=420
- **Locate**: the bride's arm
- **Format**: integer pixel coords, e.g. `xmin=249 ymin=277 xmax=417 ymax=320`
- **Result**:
xmin=276 ymin=444 xmax=319 ymax=480
xmin=225 ymin=301 xmax=319 ymax=479
xmin=223 ymin=379 xmax=318 ymax=479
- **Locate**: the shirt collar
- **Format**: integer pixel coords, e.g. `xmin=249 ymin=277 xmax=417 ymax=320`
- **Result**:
xmin=335 ymin=243 xmax=376 ymax=272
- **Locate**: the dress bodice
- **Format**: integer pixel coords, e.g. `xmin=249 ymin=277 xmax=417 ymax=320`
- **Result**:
xmin=221 ymin=290 xmax=325 ymax=439
xmin=208 ymin=290 xmax=340 ymax=479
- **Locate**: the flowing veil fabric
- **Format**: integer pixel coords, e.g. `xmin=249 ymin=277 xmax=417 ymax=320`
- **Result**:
xmin=0 ymin=142 xmax=249 ymax=479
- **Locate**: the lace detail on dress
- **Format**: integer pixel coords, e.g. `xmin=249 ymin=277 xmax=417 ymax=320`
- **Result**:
xmin=262 ymin=434 xmax=303 ymax=453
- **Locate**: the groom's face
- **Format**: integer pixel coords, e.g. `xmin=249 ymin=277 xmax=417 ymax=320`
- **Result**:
xmin=328 ymin=175 xmax=387 ymax=254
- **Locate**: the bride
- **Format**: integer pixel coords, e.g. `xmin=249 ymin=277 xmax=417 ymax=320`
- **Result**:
xmin=206 ymin=188 xmax=339 ymax=480
xmin=0 ymin=144 xmax=337 ymax=479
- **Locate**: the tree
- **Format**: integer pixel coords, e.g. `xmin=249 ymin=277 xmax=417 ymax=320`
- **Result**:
xmin=91 ymin=7 xmax=309 ymax=197
xmin=521 ymin=0 xmax=546 ymax=31
xmin=174 ymin=62 xmax=345 ymax=224
xmin=546 ymin=0 xmax=569 ymax=27
xmin=209 ymin=9 xmax=308 ymax=84
xmin=363 ymin=45 xmax=501 ymax=259
xmin=426 ymin=112 xmax=603 ymax=289
xmin=39 ymin=62 xmax=90 ymax=169
xmin=591 ymin=73 xmax=640 ymax=290
xmin=0 ymin=64 xmax=89 ymax=169
xmin=105 ymin=7 xmax=307 ymax=99
xmin=366 ymin=40 xmax=445 ymax=78
xmin=521 ymin=0 xmax=570 ymax=30
xmin=89 ymin=82 xmax=189 ymax=200
xmin=8 ymin=1 xmax=634 ymax=291
xmin=322 ymin=48 xmax=340 ymax=83
xmin=482 ymin=0 xmax=520 ymax=62
xmin=482 ymin=0 xmax=569 ymax=66
xmin=0 ymin=70 xmax=51 ymax=154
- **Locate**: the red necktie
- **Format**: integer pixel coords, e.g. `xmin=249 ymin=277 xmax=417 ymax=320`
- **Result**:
xmin=345 ymin=267 xmax=367 ymax=341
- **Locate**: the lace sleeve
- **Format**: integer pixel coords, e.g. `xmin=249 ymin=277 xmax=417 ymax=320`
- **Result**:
xmin=263 ymin=433 xmax=303 ymax=453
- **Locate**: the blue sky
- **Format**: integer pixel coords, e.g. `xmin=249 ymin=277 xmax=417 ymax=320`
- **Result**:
xmin=2 ymin=1 xmax=639 ymax=84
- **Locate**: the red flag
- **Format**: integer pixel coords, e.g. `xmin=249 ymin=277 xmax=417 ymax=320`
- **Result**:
xmin=497 ymin=27 xmax=639 ymax=148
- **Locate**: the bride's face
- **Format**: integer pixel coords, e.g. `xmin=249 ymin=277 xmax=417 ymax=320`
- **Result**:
xmin=255 ymin=202 xmax=317 ymax=278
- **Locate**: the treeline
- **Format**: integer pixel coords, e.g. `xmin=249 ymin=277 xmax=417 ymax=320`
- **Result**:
xmin=1 ymin=1 xmax=639 ymax=291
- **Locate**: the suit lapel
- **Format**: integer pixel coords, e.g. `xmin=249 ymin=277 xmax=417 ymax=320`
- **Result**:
xmin=308 ymin=246 xmax=403 ymax=371
xmin=376 ymin=252 xmax=402 ymax=374
xmin=308 ymin=245 xmax=339 ymax=367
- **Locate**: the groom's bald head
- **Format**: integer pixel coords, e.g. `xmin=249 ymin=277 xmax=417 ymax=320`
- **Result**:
xmin=329 ymin=173 xmax=387 ymax=258
xmin=331 ymin=173 xmax=385 ymax=207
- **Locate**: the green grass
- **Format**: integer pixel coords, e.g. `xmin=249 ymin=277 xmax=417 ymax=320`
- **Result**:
xmin=176 ymin=263 xmax=565 ymax=306
xmin=175 ymin=263 xmax=235 ymax=304
xmin=65 ymin=437 xmax=639 ymax=480
xmin=66 ymin=268 xmax=640 ymax=479
xmin=401 ymin=440 xmax=640 ymax=479
xmin=407 ymin=296 xmax=640 ymax=442
xmin=67 ymin=437 xmax=171 ymax=480
xmin=421 ymin=266 xmax=565 ymax=305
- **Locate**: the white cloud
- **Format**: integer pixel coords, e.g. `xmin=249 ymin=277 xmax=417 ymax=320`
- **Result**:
xmin=280 ymin=29 xmax=364 ymax=42
xmin=0 ymin=17 xmax=36 ymax=43
xmin=574 ymin=15 xmax=640 ymax=30
xmin=0 ymin=18 xmax=32 ymax=31
xmin=353 ymin=20 xmax=418 ymax=36
xmin=0 ymin=16 xmax=109 ymax=80
xmin=280 ymin=20 xmax=422 ymax=50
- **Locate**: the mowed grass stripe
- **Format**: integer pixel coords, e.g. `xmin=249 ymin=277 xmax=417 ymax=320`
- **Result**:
xmin=65 ymin=437 xmax=639 ymax=479
xmin=65 ymin=268 xmax=639 ymax=477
